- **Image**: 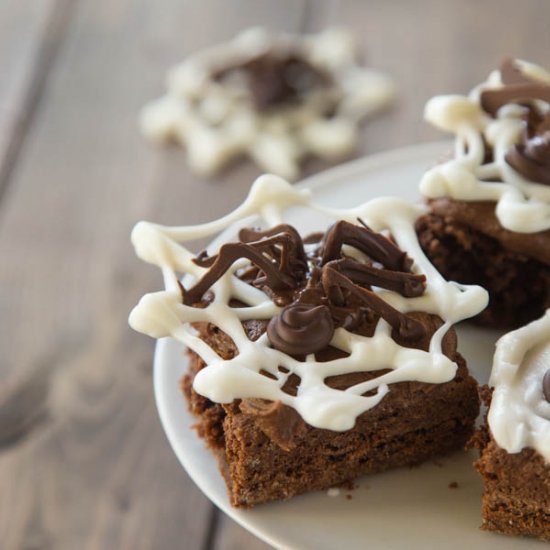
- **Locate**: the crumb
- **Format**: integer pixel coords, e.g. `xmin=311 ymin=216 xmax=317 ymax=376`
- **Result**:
xmin=346 ymin=494 xmax=352 ymax=500
xmin=327 ymin=488 xmax=340 ymax=497
xmin=448 ymin=481 xmax=459 ymax=489
xmin=339 ymin=479 xmax=357 ymax=491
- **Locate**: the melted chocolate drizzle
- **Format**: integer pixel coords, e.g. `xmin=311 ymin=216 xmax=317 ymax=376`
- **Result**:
xmin=186 ymin=230 xmax=304 ymax=305
xmin=500 ymin=57 xmax=533 ymax=86
xmin=480 ymin=59 xmax=550 ymax=185
xmin=215 ymin=51 xmax=331 ymax=111
xmin=322 ymin=220 xmax=413 ymax=271
xmin=183 ymin=220 xmax=427 ymax=354
xmin=480 ymin=83 xmax=550 ymax=117
xmin=239 ymin=224 xmax=308 ymax=276
xmin=506 ymin=112 xmax=550 ymax=185
xmin=321 ymin=261 xmax=425 ymax=341
xmin=325 ymin=257 xmax=426 ymax=298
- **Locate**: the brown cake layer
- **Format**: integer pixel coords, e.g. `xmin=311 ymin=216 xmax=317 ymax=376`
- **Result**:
xmin=472 ymin=399 xmax=550 ymax=542
xmin=416 ymin=198 xmax=550 ymax=329
xmin=182 ymin=314 xmax=479 ymax=507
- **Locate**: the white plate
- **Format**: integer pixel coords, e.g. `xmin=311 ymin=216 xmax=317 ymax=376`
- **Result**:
xmin=154 ymin=142 xmax=544 ymax=550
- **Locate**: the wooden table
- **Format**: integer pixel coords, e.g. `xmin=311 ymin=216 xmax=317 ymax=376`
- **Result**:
xmin=0 ymin=1 xmax=548 ymax=548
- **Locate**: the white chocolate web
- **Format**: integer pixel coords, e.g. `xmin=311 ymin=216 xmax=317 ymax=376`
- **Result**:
xmin=140 ymin=28 xmax=395 ymax=181
xmin=420 ymin=60 xmax=550 ymax=233
xmin=489 ymin=309 xmax=550 ymax=463
xmin=129 ymin=175 xmax=488 ymax=431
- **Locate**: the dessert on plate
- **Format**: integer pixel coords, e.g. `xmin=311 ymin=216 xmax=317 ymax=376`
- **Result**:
xmin=472 ymin=310 xmax=550 ymax=542
xmin=140 ymin=28 xmax=395 ymax=180
xmin=129 ymin=175 xmax=488 ymax=507
xmin=416 ymin=58 xmax=550 ymax=328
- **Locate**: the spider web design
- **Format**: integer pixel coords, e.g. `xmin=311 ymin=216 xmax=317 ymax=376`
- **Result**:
xmin=420 ymin=60 xmax=550 ymax=233
xmin=130 ymin=175 xmax=487 ymax=431
xmin=139 ymin=28 xmax=395 ymax=181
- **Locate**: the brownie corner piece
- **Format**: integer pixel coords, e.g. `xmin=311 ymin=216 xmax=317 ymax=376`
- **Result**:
xmin=474 ymin=437 xmax=550 ymax=542
xmin=415 ymin=204 xmax=550 ymax=329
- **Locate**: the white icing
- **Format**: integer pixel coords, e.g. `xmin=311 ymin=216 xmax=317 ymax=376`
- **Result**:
xmin=489 ymin=310 xmax=550 ymax=463
xmin=140 ymin=28 xmax=395 ymax=180
xmin=129 ymin=175 xmax=488 ymax=432
xmin=420 ymin=59 xmax=550 ymax=233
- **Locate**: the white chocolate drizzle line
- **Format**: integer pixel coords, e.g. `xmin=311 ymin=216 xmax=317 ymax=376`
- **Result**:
xmin=420 ymin=59 xmax=550 ymax=233
xmin=139 ymin=27 xmax=395 ymax=181
xmin=489 ymin=309 xmax=550 ymax=463
xmin=129 ymin=175 xmax=488 ymax=431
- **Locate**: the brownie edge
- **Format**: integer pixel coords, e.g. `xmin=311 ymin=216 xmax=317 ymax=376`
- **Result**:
xmin=471 ymin=388 xmax=550 ymax=542
xmin=182 ymin=347 xmax=479 ymax=507
xmin=415 ymin=207 xmax=550 ymax=329
xmin=475 ymin=441 xmax=550 ymax=541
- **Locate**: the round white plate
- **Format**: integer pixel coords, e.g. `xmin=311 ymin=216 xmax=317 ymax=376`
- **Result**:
xmin=154 ymin=142 xmax=544 ymax=550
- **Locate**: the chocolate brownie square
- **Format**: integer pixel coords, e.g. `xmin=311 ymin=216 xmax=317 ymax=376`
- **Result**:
xmin=471 ymin=312 xmax=550 ymax=541
xmin=417 ymin=58 xmax=550 ymax=329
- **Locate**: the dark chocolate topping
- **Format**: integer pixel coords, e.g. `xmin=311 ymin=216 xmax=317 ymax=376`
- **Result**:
xmin=215 ymin=52 xmax=331 ymax=111
xmin=322 ymin=262 xmax=425 ymax=341
xmin=322 ymin=219 xmax=413 ymax=271
xmin=187 ymin=227 xmax=307 ymax=305
xmin=480 ymin=58 xmax=550 ymax=116
xmin=184 ymin=219 xmax=427 ymax=353
xmin=480 ymin=83 xmax=550 ymax=117
xmin=239 ymin=223 xmax=308 ymax=275
xmin=543 ymin=369 xmax=550 ymax=403
xmin=506 ymin=113 xmax=550 ymax=185
xmin=500 ymin=58 xmax=534 ymax=86
xmin=330 ymin=257 xmax=426 ymax=298
xmin=267 ymin=303 xmax=334 ymax=355
xmin=479 ymin=59 xmax=550 ymax=185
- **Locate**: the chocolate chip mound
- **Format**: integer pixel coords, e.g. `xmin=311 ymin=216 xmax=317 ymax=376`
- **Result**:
xmin=267 ymin=303 xmax=334 ymax=355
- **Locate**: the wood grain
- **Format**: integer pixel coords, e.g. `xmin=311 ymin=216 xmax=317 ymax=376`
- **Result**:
xmin=0 ymin=1 xmax=305 ymax=549
xmin=0 ymin=0 xmax=76 ymax=203
xmin=0 ymin=0 xmax=548 ymax=548
xmin=213 ymin=513 xmax=272 ymax=550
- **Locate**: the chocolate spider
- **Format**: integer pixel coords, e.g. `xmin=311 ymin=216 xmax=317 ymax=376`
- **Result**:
xmin=183 ymin=225 xmax=307 ymax=305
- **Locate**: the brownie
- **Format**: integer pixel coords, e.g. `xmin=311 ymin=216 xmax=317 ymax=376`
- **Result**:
xmin=182 ymin=313 xmax=479 ymax=507
xmin=475 ymin=436 xmax=550 ymax=541
xmin=416 ymin=59 xmax=550 ymax=329
xmin=470 ymin=309 xmax=550 ymax=542
xmin=472 ymin=389 xmax=550 ymax=542
xmin=130 ymin=176 xmax=488 ymax=509
xmin=416 ymin=199 xmax=550 ymax=329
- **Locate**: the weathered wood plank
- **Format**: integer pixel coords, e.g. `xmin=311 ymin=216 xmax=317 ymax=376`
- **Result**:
xmin=0 ymin=1 xmax=305 ymax=549
xmin=214 ymin=512 xmax=272 ymax=550
xmin=0 ymin=0 xmax=76 ymax=201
